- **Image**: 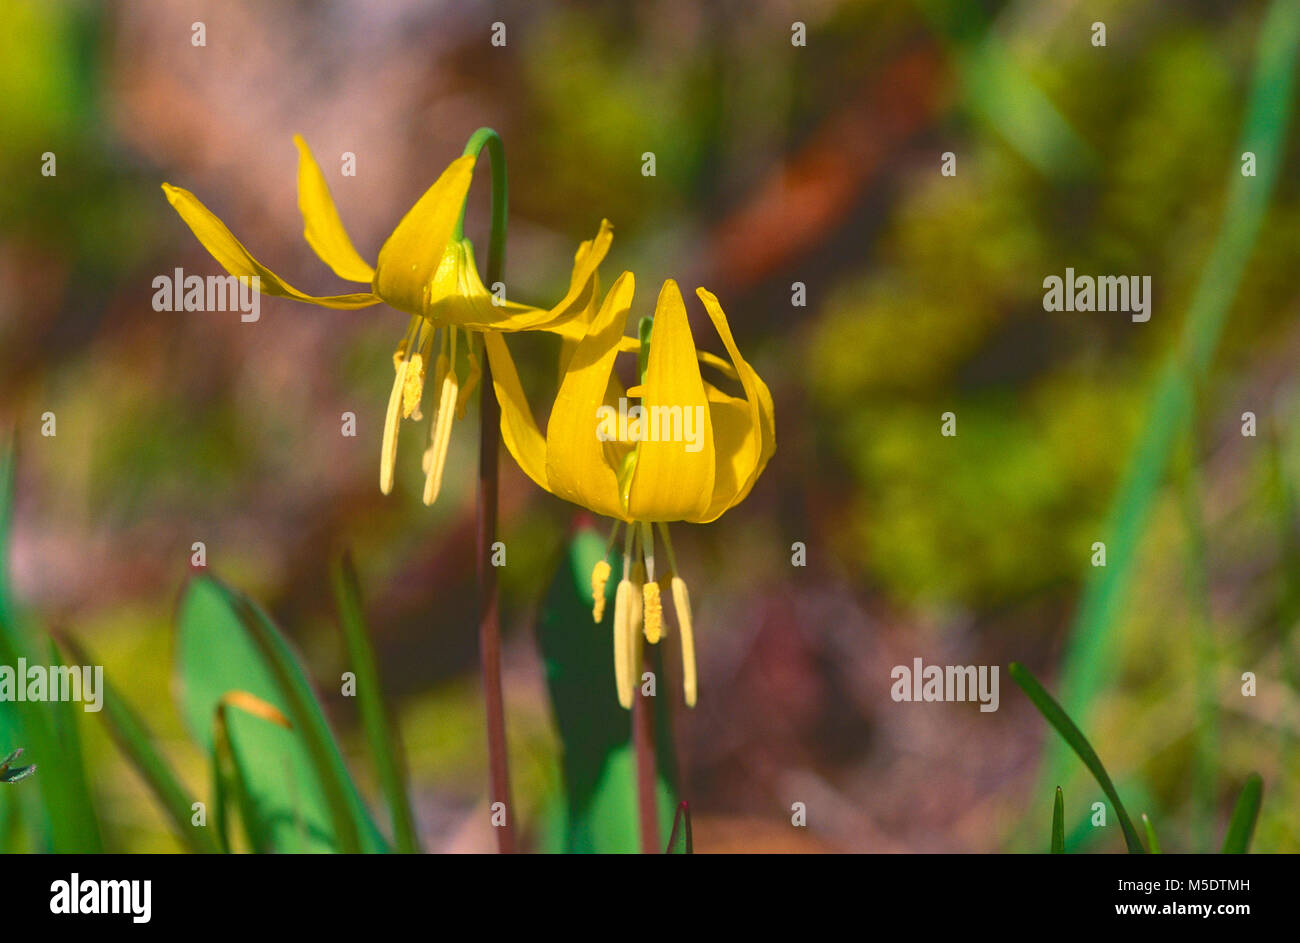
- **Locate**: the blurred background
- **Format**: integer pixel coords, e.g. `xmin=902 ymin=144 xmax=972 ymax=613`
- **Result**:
xmin=1 ymin=0 xmax=1298 ymax=852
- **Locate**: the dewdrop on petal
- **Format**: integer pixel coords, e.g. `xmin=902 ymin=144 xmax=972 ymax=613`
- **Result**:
xmin=591 ymin=559 xmax=611 ymax=622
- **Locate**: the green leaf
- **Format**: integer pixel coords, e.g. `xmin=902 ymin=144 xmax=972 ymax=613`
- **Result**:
xmin=1050 ymin=787 xmax=1064 ymax=854
xmin=538 ymin=522 xmax=677 ymax=853
xmin=1009 ymin=662 xmax=1144 ymax=853
xmin=1142 ymin=813 xmax=1162 ymax=854
xmin=57 ymin=633 xmax=221 ymax=853
xmin=175 ymin=574 xmax=388 ymax=853
xmin=330 ymin=550 xmax=419 ymax=853
xmin=1221 ymin=773 xmax=1263 ymax=854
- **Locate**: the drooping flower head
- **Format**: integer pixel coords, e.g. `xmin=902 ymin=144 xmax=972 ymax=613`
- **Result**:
xmin=162 ymin=135 xmax=611 ymax=504
xmin=484 ymin=272 xmax=775 ymax=707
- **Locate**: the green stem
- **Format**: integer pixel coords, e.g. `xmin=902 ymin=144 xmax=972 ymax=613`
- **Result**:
xmin=459 ymin=127 xmax=515 ymax=853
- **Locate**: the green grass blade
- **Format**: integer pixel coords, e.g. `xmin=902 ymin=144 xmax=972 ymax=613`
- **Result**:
xmin=666 ymin=800 xmax=693 ymax=854
xmin=0 ymin=439 xmax=102 ymax=852
xmin=1044 ymin=0 xmax=1300 ymax=801
xmin=330 ymin=550 xmax=419 ymax=853
xmin=56 ymin=633 xmax=221 ymax=854
xmin=1221 ymin=773 xmax=1263 ymax=853
xmin=175 ymin=575 xmax=387 ymax=852
xmin=1010 ymin=662 xmax=1144 ymax=853
xmin=1051 ymin=787 xmax=1064 ymax=853
xmin=1142 ymin=813 xmax=1162 ymax=854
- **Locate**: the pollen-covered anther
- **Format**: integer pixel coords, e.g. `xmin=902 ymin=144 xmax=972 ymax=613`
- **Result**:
xmin=591 ymin=559 xmax=611 ymax=622
xmin=402 ymin=352 xmax=426 ymax=420
xmin=642 ymin=580 xmax=662 ymax=644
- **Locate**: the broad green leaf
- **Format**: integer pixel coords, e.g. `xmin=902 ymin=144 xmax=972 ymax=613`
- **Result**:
xmin=538 ymin=521 xmax=677 ymax=853
xmin=1009 ymin=662 xmax=1144 ymax=853
xmin=1221 ymin=773 xmax=1263 ymax=854
xmin=331 ymin=550 xmax=419 ymax=853
xmin=175 ymin=574 xmax=387 ymax=853
xmin=58 ymin=633 xmax=221 ymax=853
xmin=1050 ymin=787 xmax=1064 ymax=854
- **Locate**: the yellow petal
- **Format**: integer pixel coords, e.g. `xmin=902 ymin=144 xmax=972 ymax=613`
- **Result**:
xmin=544 ymin=272 xmax=635 ymax=520
xmin=294 ymin=135 xmax=375 ymax=283
xmin=482 ymin=331 xmax=549 ymax=491
xmin=161 ymin=184 xmax=380 ymax=309
xmin=625 ymin=281 xmax=715 ymax=522
xmin=696 ymin=287 xmax=775 ymax=522
xmin=427 ymin=239 xmax=544 ymax=329
xmin=524 ymin=219 xmax=615 ymax=333
xmin=372 ymin=154 xmax=475 ymax=315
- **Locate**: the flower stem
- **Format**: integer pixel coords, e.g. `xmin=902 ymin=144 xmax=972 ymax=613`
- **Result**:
xmin=632 ymin=664 xmax=660 ymax=853
xmin=462 ymin=127 xmax=514 ymax=853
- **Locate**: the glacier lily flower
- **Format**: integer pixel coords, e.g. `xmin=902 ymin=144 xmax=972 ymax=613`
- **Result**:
xmin=484 ymin=272 xmax=775 ymax=708
xmin=162 ymin=135 xmax=612 ymax=504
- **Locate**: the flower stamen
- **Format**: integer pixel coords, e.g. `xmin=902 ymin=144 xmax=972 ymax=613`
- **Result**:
xmin=422 ymin=327 xmax=460 ymax=506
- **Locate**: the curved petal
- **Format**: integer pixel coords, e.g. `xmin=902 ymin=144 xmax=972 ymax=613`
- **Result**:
xmin=626 ymin=281 xmax=715 ymax=522
xmin=428 ymin=240 xmax=546 ymax=330
xmin=161 ymin=184 xmax=380 ymax=309
xmin=482 ymin=331 xmax=549 ymax=491
xmin=373 ymin=154 xmax=475 ymax=315
xmin=696 ymin=287 xmax=775 ymax=521
xmin=544 ymin=272 xmax=635 ymax=520
xmin=454 ymin=220 xmax=615 ymax=334
xmin=294 ymin=135 xmax=375 ymax=283
xmin=525 ymin=219 xmax=615 ymax=332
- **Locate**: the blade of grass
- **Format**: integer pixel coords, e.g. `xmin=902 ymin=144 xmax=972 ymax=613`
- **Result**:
xmin=1051 ymin=787 xmax=1064 ymax=853
xmin=1175 ymin=430 xmax=1218 ymax=851
xmin=1221 ymin=773 xmax=1263 ymax=853
xmin=330 ymin=549 xmax=419 ymax=853
xmin=56 ymin=632 xmax=221 ymax=854
xmin=1043 ymin=0 xmax=1300 ymax=803
xmin=1010 ymin=662 xmax=1144 ymax=853
xmin=1142 ymin=813 xmax=1162 ymax=854
xmin=666 ymin=800 xmax=693 ymax=854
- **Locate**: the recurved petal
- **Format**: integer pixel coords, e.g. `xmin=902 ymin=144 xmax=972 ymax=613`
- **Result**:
xmin=161 ymin=184 xmax=380 ymax=309
xmin=544 ymin=272 xmax=635 ymax=520
xmin=626 ymin=281 xmax=715 ymax=522
xmin=527 ymin=219 xmax=615 ymax=332
xmin=696 ymin=287 xmax=775 ymax=521
xmin=373 ymin=154 xmax=475 ymax=315
xmin=482 ymin=331 xmax=549 ymax=491
xmin=429 ymin=239 xmax=546 ymax=330
xmin=294 ymin=135 xmax=375 ymax=283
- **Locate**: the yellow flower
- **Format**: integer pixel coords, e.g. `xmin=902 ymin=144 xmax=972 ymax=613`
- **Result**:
xmin=483 ymin=272 xmax=775 ymax=707
xmin=161 ymin=135 xmax=612 ymax=504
